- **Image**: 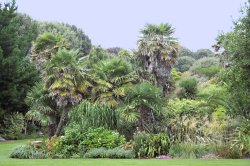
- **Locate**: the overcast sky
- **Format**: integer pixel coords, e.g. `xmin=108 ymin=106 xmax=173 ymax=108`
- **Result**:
xmin=15 ymin=0 xmax=246 ymax=51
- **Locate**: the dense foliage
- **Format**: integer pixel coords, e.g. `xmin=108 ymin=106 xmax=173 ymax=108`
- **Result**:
xmin=37 ymin=22 xmax=91 ymax=58
xmin=0 ymin=112 xmax=24 ymax=139
xmin=10 ymin=145 xmax=47 ymax=159
xmin=2 ymin=0 xmax=250 ymax=160
xmin=84 ymin=148 xmax=135 ymax=159
xmin=46 ymin=126 xmax=125 ymax=158
xmin=0 ymin=0 xmax=39 ymax=135
xmin=132 ymin=131 xmax=170 ymax=158
xmin=70 ymin=101 xmax=117 ymax=130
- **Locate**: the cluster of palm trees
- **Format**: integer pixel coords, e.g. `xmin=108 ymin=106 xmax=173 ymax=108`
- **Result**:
xmin=25 ymin=23 xmax=179 ymax=137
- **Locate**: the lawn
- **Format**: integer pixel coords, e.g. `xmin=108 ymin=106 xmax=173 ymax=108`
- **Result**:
xmin=0 ymin=140 xmax=249 ymax=166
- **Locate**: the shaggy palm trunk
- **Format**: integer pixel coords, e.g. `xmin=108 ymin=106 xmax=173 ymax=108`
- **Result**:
xmin=138 ymin=106 xmax=147 ymax=131
xmin=48 ymin=123 xmax=57 ymax=138
xmin=154 ymin=53 xmax=172 ymax=97
xmin=141 ymin=54 xmax=172 ymax=97
xmin=155 ymin=67 xmax=171 ymax=97
xmin=54 ymin=107 xmax=70 ymax=136
xmin=138 ymin=105 xmax=155 ymax=132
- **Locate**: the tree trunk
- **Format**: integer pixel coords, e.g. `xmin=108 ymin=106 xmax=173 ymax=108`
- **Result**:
xmin=140 ymin=52 xmax=173 ymax=97
xmin=48 ymin=123 xmax=57 ymax=138
xmin=138 ymin=105 xmax=154 ymax=132
xmin=54 ymin=107 xmax=70 ymax=136
xmin=155 ymin=62 xmax=171 ymax=97
xmin=138 ymin=106 xmax=146 ymax=132
xmin=24 ymin=121 xmax=28 ymax=135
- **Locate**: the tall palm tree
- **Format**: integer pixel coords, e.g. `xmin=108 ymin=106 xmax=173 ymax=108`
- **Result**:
xmin=44 ymin=49 xmax=90 ymax=136
xmin=26 ymin=49 xmax=91 ymax=137
xmin=29 ymin=33 xmax=92 ymax=136
xmin=137 ymin=23 xmax=179 ymax=96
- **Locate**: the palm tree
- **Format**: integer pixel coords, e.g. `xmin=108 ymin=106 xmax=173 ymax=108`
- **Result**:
xmin=25 ymin=82 xmax=58 ymax=137
xmin=137 ymin=23 xmax=179 ymax=96
xmin=29 ymin=32 xmax=92 ymax=136
xmin=91 ymin=57 xmax=137 ymax=107
xmin=118 ymin=82 xmax=164 ymax=132
xmin=44 ymin=49 xmax=90 ymax=136
xmin=26 ymin=49 xmax=91 ymax=137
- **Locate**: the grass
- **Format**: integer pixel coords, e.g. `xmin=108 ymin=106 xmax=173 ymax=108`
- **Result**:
xmin=0 ymin=140 xmax=249 ymax=166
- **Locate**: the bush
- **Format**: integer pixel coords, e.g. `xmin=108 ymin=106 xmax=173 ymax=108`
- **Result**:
xmin=231 ymin=120 xmax=250 ymax=157
xmin=132 ymin=131 xmax=170 ymax=158
xmin=169 ymin=143 xmax=207 ymax=159
xmin=9 ymin=145 xmax=47 ymax=159
xmin=164 ymin=98 xmax=210 ymax=143
xmin=195 ymin=65 xmax=221 ymax=78
xmin=84 ymin=148 xmax=107 ymax=158
xmin=0 ymin=112 xmax=24 ymax=140
xmin=84 ymin=147 xmax=135 ymax=159
xmin=208 ymin=143 xmax=241 ymax=159
xmin=190 ymin=57 xmax=220 ymax=78
xmin=176 ymin=56 xmax=195 ymax=72
xmin=54 ymin=126 xmax=126 ymax=158
xmin=45 ymin=136 xmax=60 ymax=156
xmin=80 ymin=127 xmax=126 ymax=150
xmin=201 ymin=153 xmax=220 ymax=160
xmin=178 ymin=77 xmax=198 ymax=98
xmin=177 ymin=46 xmax=195 ymax=58
xmin=52 ymin=125 xmax=83 ymax=158
xmin=70 ymin=101 xmax=117 ymax=130
xmin=169 ymin=142 xmax=241 ymax=159
xmin=105 ymin=148 xmax=135 ymax=159
xmin=194 ymin=49 xmax=214 ymax=60
xmin=197 ymin=84 xmax=228 ymax=100
xmin=171 ymin=68 xmax=182 ymax=82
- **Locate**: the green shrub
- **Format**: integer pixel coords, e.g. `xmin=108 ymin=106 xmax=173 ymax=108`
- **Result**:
xmin=84 ymin=148 xmax=107 ymax=158
xmin=84 ymin=147 xmax=135 ymax=159
xmin=165 ymin=98 xmax=210 ymax=142
xmin=9 ymin=145 xmax=47 ymax=159
xmin=195 ymin=65 xmax=220 ymax=78
xmin=178 ymin=77 xmax=198 ymax=98
xmin=45 ymin=136 xmax=60 ymax=156
xmin=10 ymin=145 xmax=34 ymax=159
xmin=132 ymin=131 xmax=170 ymax=158
xmin=169 ymin=143 xmax=207 ymax=159
xmin=105 ymin=148 xmax=135 ymax=159
xmin=176 ymin=56 xmax=195 ymax=72
xmin=169 ymin=142 xmax=241 ymax=159
xmin=171 ymin=68 xmax=182 ymax=81
xmin=70 ymin=153 xmax=81 ymax=159
xmin=32 ymin=150 xmax=48 ymax=159
xmin=190 ymin=57 xmax=220 ymax=78
xmin=132 ymin=132 xmax=150 ymax=158
xmin=193 ymin=49 xmax=214 ymax=60
xmin=52 ymin=125 xmax=83 ymax=158
xmin=197 ymin=84 xmax=228 ymax=100
xmin=54 ymin=126 xmax=125 ymax=158
xmin=208 ymin=143 xmax=241 ymax=159
xmin=80 ymin=127 xmax=126 ymax=150
xmin=231 ymin=120 xmax=250 ymax=157
xmin=70 ymin=101 xmax=117 ymax=130
xmin=1 ymin=113 xmax=24 ymax=140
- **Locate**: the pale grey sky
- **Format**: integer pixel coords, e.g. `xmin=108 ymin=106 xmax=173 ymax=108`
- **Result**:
xmin=15 ymin=0 xmax=246 ymax=51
